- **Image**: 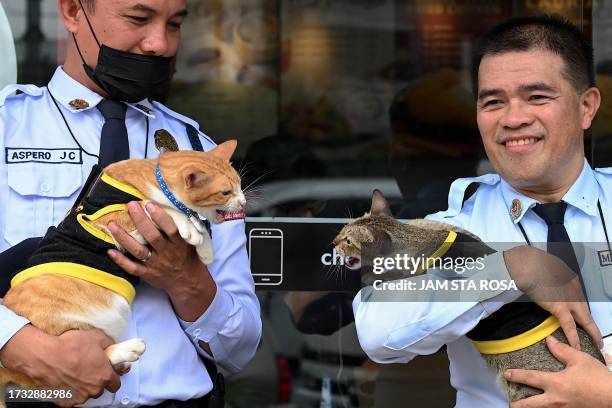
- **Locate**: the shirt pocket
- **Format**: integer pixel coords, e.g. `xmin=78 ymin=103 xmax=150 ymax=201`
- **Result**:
xmin=5 ymin=163 xmax=82 ymax=245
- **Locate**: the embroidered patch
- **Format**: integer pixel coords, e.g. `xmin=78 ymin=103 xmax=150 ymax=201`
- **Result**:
xmin=69 ymin=99 xmax=90 ymax=109
xmin=5 ymin=148 xmax=82 ymax=164
xmin=154 ymin=129 xmax=179 ymax=153
xmin=599 ymin=250 xmax=612 ymax=267
xmin=510 ymin=199 xmax=522 ymax=220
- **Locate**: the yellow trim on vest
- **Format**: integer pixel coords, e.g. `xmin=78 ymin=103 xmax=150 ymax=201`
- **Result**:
xmin=415 ymin=230 xmax=458 ymax=274
xmin=76 ymin=204 xmax=129 ymax=244
xmin=11 ymin=262 xmax=136 ymax=304
xmin=100 ymin=173 xmax=145 ymax=200
xmin=472 ymin=315 xmax=561 ymax=355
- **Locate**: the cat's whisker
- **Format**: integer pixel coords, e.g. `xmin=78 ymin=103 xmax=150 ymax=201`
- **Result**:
xmin=323 ymin=263 xmax=334 ymax=280
xmin=241 ymin=171 xmax=273 ymax=193
xmin=243 ymin=186 xmax=266 ymax=196
xmin=237 ymin=161 xmax=254 ymax=179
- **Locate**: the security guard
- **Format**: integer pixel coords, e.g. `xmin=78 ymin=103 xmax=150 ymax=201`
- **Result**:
xmin=0 ymin=0 xmax=261 ymax=407
xmin=353 ymin=15 xmax=612 ymax=408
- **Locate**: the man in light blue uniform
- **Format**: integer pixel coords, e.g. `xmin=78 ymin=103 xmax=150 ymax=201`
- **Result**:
xmin=354 ymin=15 xmax=612 ymax=407
xmin=0 ymin=0 xmax=261 ymax=407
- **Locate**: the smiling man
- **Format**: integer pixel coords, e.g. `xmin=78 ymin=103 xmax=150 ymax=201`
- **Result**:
xmin=354 ymin=14 xmax=612 ymax=407
xmin=0 ymin=1 xmax=261 ymax=407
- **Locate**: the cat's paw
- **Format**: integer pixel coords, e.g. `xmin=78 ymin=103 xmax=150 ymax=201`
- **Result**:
xmin=105 ymin=338 xmax=146 ymax=366
xmin=186 ymin=231 xmax=204 ymax=246
xmin=196 ymin=244 xmax=214 ymax=265
xmin=176 ymin=217 xmax=203 ymax=245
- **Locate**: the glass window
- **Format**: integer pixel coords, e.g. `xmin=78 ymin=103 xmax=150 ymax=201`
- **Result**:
xmin=2 ymin=1 xmax=602 ymax=406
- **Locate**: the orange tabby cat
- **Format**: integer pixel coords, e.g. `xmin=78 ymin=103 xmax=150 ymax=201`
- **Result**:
xmin=0 ymin=140 xmax=245 ymax=405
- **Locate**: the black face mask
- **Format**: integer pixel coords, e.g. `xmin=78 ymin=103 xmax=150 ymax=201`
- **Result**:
xmin=74 ymin=1 xmax=173 ymax=103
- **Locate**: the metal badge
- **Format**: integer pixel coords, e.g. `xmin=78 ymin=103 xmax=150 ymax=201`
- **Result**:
xmin=510 ymin=199 xmax=522 ymax=220
xmin=69 ymin=99 xmax=89 ymax=110
xmin=135 ymin=103 xmax=153 ymax=115
xmin=154 ymin=129 xmax=179 ymax=153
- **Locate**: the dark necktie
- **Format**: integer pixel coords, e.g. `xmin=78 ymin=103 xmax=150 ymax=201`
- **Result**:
xmin=532 ymin=202 xmax=581 ymax=275
xmin=97 ymin=99 xmax=129 ymax=167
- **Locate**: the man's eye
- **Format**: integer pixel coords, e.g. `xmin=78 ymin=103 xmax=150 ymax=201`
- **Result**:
xmin=529 ymin=95 xmax=549 ymax=102
xmin=128 ymin=16 xmax=148 ymax=24
xmin=168 ymin=21 xmax=183 ymax=30
xmin=482 ymin=99 xmax=501 ymax=108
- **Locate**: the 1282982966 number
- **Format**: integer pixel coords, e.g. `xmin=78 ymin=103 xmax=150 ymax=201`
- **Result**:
xmin=5 ymin=387 xmax=73 ymax=402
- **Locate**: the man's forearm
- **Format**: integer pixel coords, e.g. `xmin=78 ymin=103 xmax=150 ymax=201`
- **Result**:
xmin=166 ymin=264 xmax=217 ymax=355
xmin=166 ymin=263 xmax=217 ymax=322
xmin=353 ymin=251 xmax=520 ymax=362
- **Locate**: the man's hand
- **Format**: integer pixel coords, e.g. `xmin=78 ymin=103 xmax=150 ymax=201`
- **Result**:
xmin=0 ymin=325 xmax=120 ymax=407
xmin=505 ymin=336 xmax=612 ymax=408
xmin=504 ymin=246 xmax=603 ymax=350
xmin=107 ymin=202 xmax=216 ymax=352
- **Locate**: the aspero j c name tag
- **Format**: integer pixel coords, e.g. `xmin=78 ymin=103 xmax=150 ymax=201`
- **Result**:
xmin=5 ymin=148 xmax=82 ymax=164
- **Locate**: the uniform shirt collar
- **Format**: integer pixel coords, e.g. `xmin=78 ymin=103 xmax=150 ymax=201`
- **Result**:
xmin=47 ymin=67 xmax=155 ymax=118
xmin=561 ymin=159 xmax=599 ymax=217
xmin=500 ymin=158 xmax=599 ymax=224
xmin=500 ymin=179 xmax=539 ymax=224
xmin=48 ymin=67 xmax=103 ymax=113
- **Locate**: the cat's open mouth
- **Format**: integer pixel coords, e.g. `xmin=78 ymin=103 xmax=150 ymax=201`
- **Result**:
xmin=345 ymin=256 xmax=361 ymax=270
xmin=215 ymin=210 xmax=245 ymax=222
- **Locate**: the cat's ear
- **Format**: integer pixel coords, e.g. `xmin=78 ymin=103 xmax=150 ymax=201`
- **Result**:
xmin=184 ymin=168 xmax=208 ymax=189
xmin=370 ymin=189 xmax=392 ymax=216
xmin=210 ymin=140 xmax=237 ymax=162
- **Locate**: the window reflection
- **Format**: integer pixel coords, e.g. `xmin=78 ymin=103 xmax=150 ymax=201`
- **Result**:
xmin=4 ymin=0 xmax=610 ymax=406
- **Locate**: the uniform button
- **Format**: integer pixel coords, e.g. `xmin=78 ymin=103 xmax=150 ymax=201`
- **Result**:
xmin=40 ymin=182 xmax=50 ymax=193
xmin=194 ymin=328 xmax=202 ymax=337
xmin=120 ymin=396 xmax=130 ymax=405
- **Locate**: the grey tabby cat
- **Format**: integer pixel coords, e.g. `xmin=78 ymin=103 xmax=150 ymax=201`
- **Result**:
xmin=334 ymin=190 xmax=604 ymax=401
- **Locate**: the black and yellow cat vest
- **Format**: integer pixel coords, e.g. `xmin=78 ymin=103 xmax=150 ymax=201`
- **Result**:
xmin=429 ymin=231 xmax=561 ymax=354
xmin=11 ymin=172 xmax=144 ymax=304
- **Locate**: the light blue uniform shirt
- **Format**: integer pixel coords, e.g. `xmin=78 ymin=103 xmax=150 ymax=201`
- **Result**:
xmin=0 ymin=67 xmax=262 ymax=407
xmin=353 ymin=160 xmax=612 ymax=407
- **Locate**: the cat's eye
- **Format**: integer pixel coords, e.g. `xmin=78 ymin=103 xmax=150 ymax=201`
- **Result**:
xmin=222 ymin=191 xmax=231 ymax=196
xmin=346 ymin=238 xmax=351 ymax=245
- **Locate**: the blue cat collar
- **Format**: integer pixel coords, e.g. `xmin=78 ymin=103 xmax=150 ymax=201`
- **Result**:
xmin=155 ymin=164 xmax=212 ymax=238
xmin=156 ymin=164 xmax=197 ymax=219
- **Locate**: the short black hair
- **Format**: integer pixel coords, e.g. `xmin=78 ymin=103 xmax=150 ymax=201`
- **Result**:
xmin=471 ymin=14 xmax=594 ymax=97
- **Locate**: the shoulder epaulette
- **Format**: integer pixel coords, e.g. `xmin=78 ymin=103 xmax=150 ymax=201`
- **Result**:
xmin=0 ymin=84 xmax=44 ymax=107
xmin=436 ymin=174 xmax=500 ymax=218
xmin=594 ymin=167 xmax=612 ymax=176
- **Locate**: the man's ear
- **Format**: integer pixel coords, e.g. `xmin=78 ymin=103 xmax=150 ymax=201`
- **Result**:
xmin=581 ymin=86 xmax=602 ymax=130
xmin=370 ymin=189 xmax=392 ymax=216
xmin=58 ymin=0 xmax=83 ymax=33
xmin=183 ymin=168 xmax=208 ymax=189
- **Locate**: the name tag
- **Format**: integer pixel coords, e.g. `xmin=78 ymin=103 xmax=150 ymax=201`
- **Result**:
xmin=5 ymin=148 xmax=82 ymax=164
xmin=599 ymin=250 xmax=612 ymax=267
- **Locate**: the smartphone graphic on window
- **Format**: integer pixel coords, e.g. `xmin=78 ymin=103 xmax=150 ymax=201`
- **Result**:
xmin=249 ymin=228 xmax=283 ymax=285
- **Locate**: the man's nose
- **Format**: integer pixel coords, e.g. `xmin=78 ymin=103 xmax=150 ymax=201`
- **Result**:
xmin=500 ymin=100 xmax=534 ymax=129
xmin=140 ymin=26 xmax=170 ymax=56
